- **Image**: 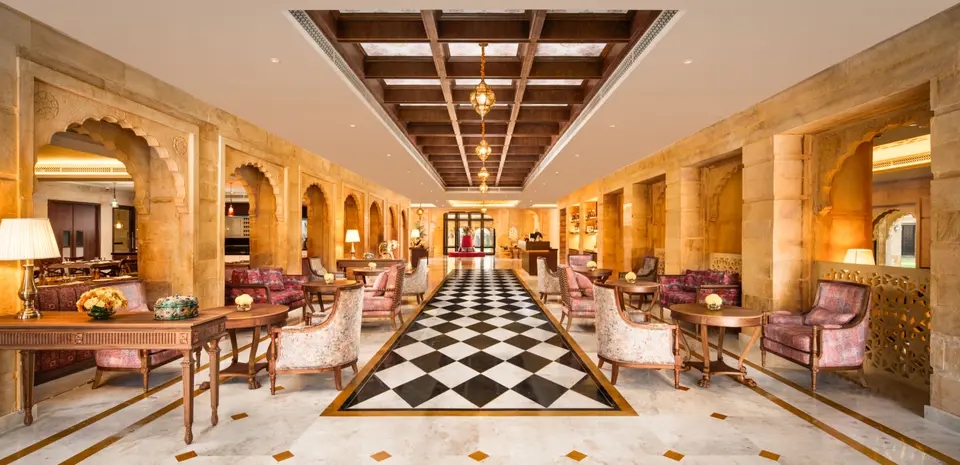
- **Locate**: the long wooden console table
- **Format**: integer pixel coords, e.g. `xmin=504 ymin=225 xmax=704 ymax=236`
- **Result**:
xmin=0 ymin=310 xmax=229 ymax=444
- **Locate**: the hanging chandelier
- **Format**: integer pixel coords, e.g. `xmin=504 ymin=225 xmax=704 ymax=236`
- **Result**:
xmin=227 ymin=183 xmax=235 ymax=217
xmin=478 ymin=182 xmax=489 ymax=194
xmin=469 ymin=43 xmax=496 ymax=117
xmin=478 ymin=166 xmax=489 ymax=181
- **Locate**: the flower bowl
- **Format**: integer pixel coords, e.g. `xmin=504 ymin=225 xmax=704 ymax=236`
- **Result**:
xmin=234 ymin=294 xmax=254 ymax=313
xmin=624 ymin=271 xmax=637 ymax=283
xmin=704 ymin=293 xmax=723 ymax=311
xmin=323 ymin=273 xmax=335 ymax=284
xmin=368 ymin=262 xmax=377 ymax=269
xmin=87 ymin=306 xmax=116 ymax=320
xmin=77 ymin=287 xmax=127 ymax=320
xmin=586 ymin=260 xmax=598 ymax=271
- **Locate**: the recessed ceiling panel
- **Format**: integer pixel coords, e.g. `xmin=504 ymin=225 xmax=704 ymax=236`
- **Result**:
xmin=361 ymin=43 xmax=432 ymax=56
xmin=448 ymin=43 xmax=519 ymax=57
xmin=305 ymin=9 xmax=661 ymax=190
xmin=536 ymin=43 xmax=606 ymax=57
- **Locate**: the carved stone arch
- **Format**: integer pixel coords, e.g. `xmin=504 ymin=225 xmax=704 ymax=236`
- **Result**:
xmin=63 ymin=116 xmax=188 ymax=214
xmin=872 ymin=208 xmax=901 ymax=239
xmin=231 ymin=161 xmax=284 ymax=222
xmin=66 ymin=125 xmax=150 ymax=215
xmin=707 ymin=164 xmax=743 ymax=223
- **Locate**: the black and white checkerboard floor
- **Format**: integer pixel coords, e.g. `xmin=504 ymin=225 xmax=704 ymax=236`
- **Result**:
xmin=338 ymin=269 xmax=623 ymax=412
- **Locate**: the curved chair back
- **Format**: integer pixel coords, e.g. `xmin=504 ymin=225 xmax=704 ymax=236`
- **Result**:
xmin=637 ymin=256 xmax=658 ymax=280
xmin=325 ymin=282 xmax=365 ymax=365
xmin=568 ymin=253 xmax=597 ymax=267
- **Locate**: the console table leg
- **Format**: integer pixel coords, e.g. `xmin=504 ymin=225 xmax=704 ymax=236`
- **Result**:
xmin=207 ymin=338 xmax=221 ymax=425
xmin=181 ymin=350 xmax=195 ymax=444
xmin=248 ymin=326 xmax=262 ymax=389
xmin=20 ymin=350 xmax=35 ymax=426
xmin=698 ymin=324 xmax=711 ymax=388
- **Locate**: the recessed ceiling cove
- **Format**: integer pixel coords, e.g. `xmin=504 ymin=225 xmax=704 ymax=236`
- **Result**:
xmin=294 ymin=10 xmax=664 ymax=191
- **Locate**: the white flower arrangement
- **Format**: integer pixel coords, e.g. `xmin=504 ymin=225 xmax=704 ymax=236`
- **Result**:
xmin=235 ymin=294 xmax=254 ymax=306
xmin=704 ymin=293 xmax=723 ymax=310
xmin=323 ymin=273 xmax=335 ymax=284
xmin=586 ymin=260 xmax=598 ymax=270
xmin=624 ymin=271 xmax=637 ymax=283
xmin=76 ymin=287 xmax=127 ymax=313
xmin=368 ymin=262 xmax=377 ymax=269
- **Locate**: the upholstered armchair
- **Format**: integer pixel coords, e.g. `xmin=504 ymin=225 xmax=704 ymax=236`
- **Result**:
xmin=301 ymin=257 xmax=345 ymax=282
xmin=659 ymin=269 xmax=740 ymax=309
xmin=558 ymin=265 xmax=597 ymax=330
xmin=362 ymin=264 xmax=406 ymax=329
xmin=226 ymin=268 xmax=305 ymax=310
xmin=402 ymin=258 xmax=428 ymax=304
xmin=567 ymin=253 xmax=597 ymax=268
xmin=593 ymin=283 xmax=681 ymax=388
xmin=92 ymin=280 xmax=195 ymax=392
xmin=269 ymin=282 xmax=364 ymax=392
xmin=761 ymin=280 xmax=871 ymax=390
xmin=537 ymin=257 xmax=561 ymax=303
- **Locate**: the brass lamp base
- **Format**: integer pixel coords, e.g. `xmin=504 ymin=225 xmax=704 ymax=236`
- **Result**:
xmin=350 ymin=244 xmax=356 ymax=259
xmin=16 ymin=261 xmax=41 ymax=320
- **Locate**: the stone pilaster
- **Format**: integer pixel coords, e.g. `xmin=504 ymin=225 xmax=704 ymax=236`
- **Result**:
xmin=928 ymin=70 xmax=960 ymax=426
xmin=665 ymin=167 xmax=703 ymax=273
xmin=196 ymin=122 xmax=223 ymax=307
xmin=630 ymin=182 xmax=650 ymax=270
xmin=741 ymin=135 xmax=804 ymax=313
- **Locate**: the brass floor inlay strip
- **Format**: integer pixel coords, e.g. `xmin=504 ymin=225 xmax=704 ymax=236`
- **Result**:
xmin=0 ymin=337 xmax=266 ymax=465
xmin=61 ymin=351 xmax=269 ymax=464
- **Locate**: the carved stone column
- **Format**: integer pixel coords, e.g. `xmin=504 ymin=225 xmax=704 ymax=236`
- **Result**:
xmin=741 ymin=135 xmax=804 ymax=314
xmin=928 ymin=70 xmax=960 ymax=429
xmin=665 ymin=167 xmax=704 ymax=273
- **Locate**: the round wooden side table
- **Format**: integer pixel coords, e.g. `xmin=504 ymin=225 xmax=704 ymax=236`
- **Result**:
xmin=668 ymin=303 xmax=762 ymax=388
xmin=211 ymin=304 xmax=289 ymax=389
xmin=606 ymin=279 xmax=660 ymax=318
xmin=571 ymin=266 xmax=613 ymax=283
xmin=353 ymin=268 xmax=389 ymax=286
xmin=302 ymin=280 xmax=358 ymax=324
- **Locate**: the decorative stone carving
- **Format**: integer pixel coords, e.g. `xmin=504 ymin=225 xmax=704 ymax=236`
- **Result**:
xmin=815 ymin=261 xmax=930 ymax=386
xmin=709 ymin=253 xmax=742 ymax=275
xmin=34 ymin=90 xmax=59 ymax=120
xmin=173 ymin=136 xmax=187 ymax=157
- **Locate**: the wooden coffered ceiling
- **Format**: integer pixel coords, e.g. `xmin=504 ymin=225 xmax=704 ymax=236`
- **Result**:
xmin=305 ymin=9 xmax=660 ymax=190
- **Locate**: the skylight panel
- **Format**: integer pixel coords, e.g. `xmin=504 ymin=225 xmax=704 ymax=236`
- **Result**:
xmin=448 ymin=43 xmax=519 ymax=57
xmin=526 ymin=79 xmax=583 ymax=86
xmin=383 ymin=79 xmax=441 ymax=86
xmin=361 ymin=43 xmax=432 ymax=57
xmin=536 ymin=43 xmax=606 ymax=57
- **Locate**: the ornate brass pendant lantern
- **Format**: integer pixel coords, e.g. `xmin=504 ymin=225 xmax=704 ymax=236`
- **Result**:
xmin=469 ymin=43 xmax=496 ymax=117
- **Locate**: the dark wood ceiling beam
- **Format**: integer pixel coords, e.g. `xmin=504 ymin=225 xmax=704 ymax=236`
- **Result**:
xmin=523 ymin=87 xmax=584 ymax=104
xmin=420 ymin=10 xmax=471 ymax=186
xmin=384 ymin=87 xmax=579 ymax=104
xmin=491 ymin=136 xmax=551 ymax=146
xmin=367 ymin=57 xmax=602 ymax=79
xmin=461 ymin=122 xmax=560 ymax=136
xmin=458 ymin=123 xmax=509 ymax=135
xmin=332 ymin=17 xmax=637 ymax=43
xmin=498 ymin=10 xmax=545 ymax=186
xmin=383 ymin=88 xmax=447 ymax=104
xmin=336 ymin=18 xmax=427 ymax=41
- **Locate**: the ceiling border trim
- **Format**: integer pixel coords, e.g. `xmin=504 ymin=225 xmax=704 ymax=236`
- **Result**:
xmin=523 ymin=10 xmax=681 ymax=189
xmin=287 ymin=10 xmax=447 ymax=190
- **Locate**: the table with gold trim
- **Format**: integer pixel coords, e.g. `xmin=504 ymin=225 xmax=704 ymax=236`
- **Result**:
xmin=0 ymin=310 xmax=229 ymax=444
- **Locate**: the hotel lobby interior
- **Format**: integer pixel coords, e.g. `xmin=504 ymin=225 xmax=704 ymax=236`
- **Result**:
xmin=1 ymin=1 xmax=960 ymax=463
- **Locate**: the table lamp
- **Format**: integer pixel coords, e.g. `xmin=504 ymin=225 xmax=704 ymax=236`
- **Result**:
xmin=0 ymin=218 xmax=61 ymax=319
xmin=345 ymin=229 xmax=360 ymax=259
xmin=410 ymin=228 xmax=421 ymax=247
xmin=843 ymin=248 xmax=875 ymax=265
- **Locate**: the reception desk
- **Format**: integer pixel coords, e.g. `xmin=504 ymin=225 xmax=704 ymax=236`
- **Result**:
xmin=519 ymin=241 xmax=557 ymax=276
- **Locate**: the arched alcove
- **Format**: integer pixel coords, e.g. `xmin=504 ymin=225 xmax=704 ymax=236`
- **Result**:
xmin=233 ymin=164 xmax=279 ymax=267
xmin=400 ymin=210 xmax=408 ymax=259
xmin=821 ymin=141 xmax=874 ymax=262
xmin=707 ymin=168 xmax=743 ymax=254
xmin=369 ymin=202 xmax=384 ymax=254
xmin=344 ymin=194 xmax=364 ymax=258
xmin=303 ymin=184 xmax=332 ymax=270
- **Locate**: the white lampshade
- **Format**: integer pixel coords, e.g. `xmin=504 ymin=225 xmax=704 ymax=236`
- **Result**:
xmin=345 ymin=229 xmax=361 ymax=243
xmin=410 ymin=228 xmax=421 ymax=239
xmin=0 ymin=218 xmax=61 ymax=261
xmin=843 ymin=248 xmax=875 ymax=265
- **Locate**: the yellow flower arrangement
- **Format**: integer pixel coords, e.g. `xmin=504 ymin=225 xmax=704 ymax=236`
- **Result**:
xmin=76 ymin=287 xmax=128 ymax=320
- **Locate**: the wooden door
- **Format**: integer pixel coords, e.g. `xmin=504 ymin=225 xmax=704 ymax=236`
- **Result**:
xmin=47 ymin=200 xmax=100 ymax=260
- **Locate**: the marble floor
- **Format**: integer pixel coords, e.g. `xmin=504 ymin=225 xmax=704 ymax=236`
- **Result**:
xmin=1 ymin=257 xmax=959 ymax=464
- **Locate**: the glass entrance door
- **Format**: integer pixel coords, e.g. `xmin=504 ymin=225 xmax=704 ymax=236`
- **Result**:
xmin=443 ymin=212 xmax=496 ymax=255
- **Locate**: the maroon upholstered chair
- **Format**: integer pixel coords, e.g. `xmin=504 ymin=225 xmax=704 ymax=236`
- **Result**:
xmin=91 ymin=280 xmax=195 ymax=392
xmin=558 ymin=265 xmax=597 ymax=331
xmin=33 ymin=282 xmax=95 ymax=383
xmin=659 ymin=269 xmax=740 ymax=309
xmin=362 ymin=264 xmax=405 ymax=329
xmin=760 ymin=280 xmax=871 ymax=390
xmin=226 ymin=267 xmax=305 ymax=310
xmin=567 ymin=253 xmax=597 ymax=268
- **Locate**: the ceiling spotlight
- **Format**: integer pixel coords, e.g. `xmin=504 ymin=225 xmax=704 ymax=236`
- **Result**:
xmin=609 ymin=124 xmax=616 ymax=128
xmin=574 ymin=154 xmax=580 ymax=157
xmin=349 ymin=124 xmax=356 ymax=128
xmin=683 ymin=59 xmax=693 ymax=64
xmin=555 ymin=171 xmax=559 ymax=175
xmin=386 ymin=153 xmax=391 ymax=157
xmin=270 ymin=57 xmax=281 ymax=63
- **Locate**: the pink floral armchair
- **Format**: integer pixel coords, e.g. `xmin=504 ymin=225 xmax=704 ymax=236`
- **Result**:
xmin=269 ymin=282 xmax=364 ymax=392
xmin=402 ymin=258 xmax=428 ymax=304
xmin=558 ymin=265 xmax=596 ymax=331
xmin=761 ymin=280 xmax=871 ymax=390
xmin=362 ymin=264 xmax=406 ymax=329
xmin=92 ymin=280 xmax=196 ymax=392
xmin=594 ymin=283 xmax=681 ymax=388
xmin=659 ymin=269 xmax=740 ymax=309
xmin=226 ymin=268 xmax=306 ymax=310
xmin=537 ymin=257 xmax=561 ymax=303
